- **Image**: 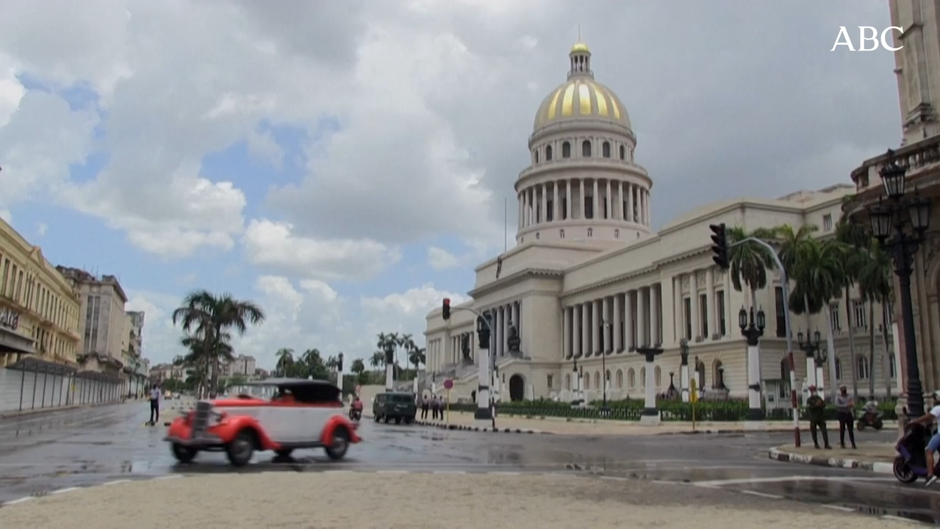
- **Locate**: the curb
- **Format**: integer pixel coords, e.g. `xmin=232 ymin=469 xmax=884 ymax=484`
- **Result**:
xmin=767 ymin=447 xmax=895 ymax=474
xmin=412 ymin=419 xmax=543 ymax=434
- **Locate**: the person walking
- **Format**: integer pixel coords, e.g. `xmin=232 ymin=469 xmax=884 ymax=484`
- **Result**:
xmin=420 ymin=394 xmax=429 ymax=420
xmin=835 ymin=385 xmax=857 ymax=449
xmin=806 ymin=386 xmax=831 ymax=449
xmin=148 ymin=385 xmax=162 ymax=426
xmin=430 ymin=395 xmax=440 ymax=420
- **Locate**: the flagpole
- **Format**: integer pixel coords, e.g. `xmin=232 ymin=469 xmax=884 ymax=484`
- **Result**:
xmin=504 ymin=197 xmax=508 ymax=252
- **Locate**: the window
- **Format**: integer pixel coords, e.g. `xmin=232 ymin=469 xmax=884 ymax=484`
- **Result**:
xmin=602 ymin=141 xmax=611 ymax=158
xmin=584 ymin=374 xmax=590 ymax=390
xmin=619 ymin=145 xmax=625 ymax=159
xmin=640 ymin=367 xmax=646 ymax=387
xmin=829 ymin=303 xmax=841 ymax=331
xmin=779 ymin=359 xmax=791 ymax=398
xmin=683 ymin=297 xmax=692 ymax=340
xmin=546 ymin=200 xmax=554 ymax=222
xmin=823 ymin=214 xmax=833 ymax=231
xmin=584 ymin=196 xmax=594 ymax=219
xmin=716 ymin=290 xmax=726 ymax=336
xmin=835 ymin=357 xmax=843 ymax=380
xmin=547 ymin=374 xmax=553 ymax=389
xmin=546 ymin=145 xmax=553 ymax=160
xmin=562 ymin=141 xmax=571 ymax=158
xmin=699 ymin=294 xmax=708 ymax=338
xmin=559 ymin=229 xmax=565 ymax=239
xmin=582 ymin=140 xmax=592 ymax=157
xmin=534 ymin=150 xmax=539 ymax=164
xmin=616 ymin=369 xmax=623 ymax=388
xmin=889 ymin=355 xmax=896 ymax=378
xmin=535 ymin=232 xmax=540 ymax=240
xmin=654 ymin=366 xmax=662 ymax=387
xmin=594 ymin=371 xmax=600 ymax=389
xmin=774 ymin=287 xmax=787 ymax=338
xmin=561 ymin=198 xmax=568 ymax=219
xmin=628 ymin=368 xmax=635 ymax=389
xmin=587 ymin=228 xmax=593 ymax=237
xmin=614 ymin=229 xmax=620 ymax=239
xmin=857 ymin=356 xmax=870 ymax=380
xmin=565 ymin=373 xmax=571 ymax=390
xmin=852 ymin=300 xmax=867 ymax=329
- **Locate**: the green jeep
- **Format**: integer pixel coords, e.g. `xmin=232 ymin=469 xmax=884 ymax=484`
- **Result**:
xmin=373 ymin=392 xmax=417 ymax=424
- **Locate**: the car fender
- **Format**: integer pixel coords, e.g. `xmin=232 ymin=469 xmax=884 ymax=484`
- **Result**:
xmin=321 ymin=415 xmax=360 ymax=445
xmin=213 ymin=415 xmax=280 ymax=450
xmin=166 ymin=417 xmax=189 ymax=438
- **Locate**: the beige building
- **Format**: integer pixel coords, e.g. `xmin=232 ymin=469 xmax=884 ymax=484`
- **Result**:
xmin=844 ymin=0 xmax=940 ymax=395
xmin=221 ymin=354 xmax=257 ymax=378
xmin=425 ymin=41 xmax=898 ymax=405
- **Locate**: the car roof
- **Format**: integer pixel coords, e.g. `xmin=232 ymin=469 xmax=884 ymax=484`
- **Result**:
xmin=379 ymin=391 xmax=414 ymax=395
xmin=243 ymin=378 xmax=338 ymax=389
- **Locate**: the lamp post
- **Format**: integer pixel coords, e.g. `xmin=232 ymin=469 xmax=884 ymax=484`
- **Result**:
xmin=797 ymin=329 xmax=826 ymax=393
xmin=635 ymin=345 xmax=664 ymax=426
xmin=679 ymin=339 xmax=690 ymax=402
xmin=866 ymin=150 xmax=932 ymax=417
xmin=572 ymin=357 xmax=583 ymax=405
xmin=738 ymin=305 xmax=766 ymax=423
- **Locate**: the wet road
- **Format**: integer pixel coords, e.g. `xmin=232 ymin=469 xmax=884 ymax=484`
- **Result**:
xmin=0 ymin=402 xmax=938 ymax=524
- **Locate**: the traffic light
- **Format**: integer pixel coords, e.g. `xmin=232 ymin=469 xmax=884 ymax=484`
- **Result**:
xmin=709 ymin=223 xmax=729 ymax=269
xmin=476 ymin=315 xmax=491 ymax=349
xmin=442 ymin=298 xmax=451 ymax=320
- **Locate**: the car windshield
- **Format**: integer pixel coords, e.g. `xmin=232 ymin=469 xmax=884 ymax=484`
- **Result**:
xmin=270 ymin=383 xmax=340 ymax=404
xmin=389 ymin=394 xmax=412 ymax=403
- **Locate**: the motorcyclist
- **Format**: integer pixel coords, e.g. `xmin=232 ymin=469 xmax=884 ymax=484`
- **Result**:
xmin=863 ymin=399 xmax=879 ymax=420
xmin=908 ymin=391 xmax=940 ymax=486
xmin=351 ymin=396 xmax=363 ymax=411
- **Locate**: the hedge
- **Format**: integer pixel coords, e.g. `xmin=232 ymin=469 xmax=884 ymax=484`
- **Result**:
xmin=445 ymin=398 xmax=898 ymax=422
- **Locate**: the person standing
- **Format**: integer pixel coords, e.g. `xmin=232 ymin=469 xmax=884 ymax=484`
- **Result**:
xmin=430 ymin=395 xmax=440 ymax=420
xmin=835 ymin=385 xmax=857 ymax=449
xmin=148 ymin=385 xmax=162 ymax=426
xmin=420 ymin=394 xmax=429 ymax=420
xmin=806 ymin=386 xmax=831 ymax=449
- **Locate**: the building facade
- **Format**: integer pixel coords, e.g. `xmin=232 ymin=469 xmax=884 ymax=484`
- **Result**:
xmin=844 ymin=0 xmax=940 ymax=395
xmin=221 ymin=355 xmax=257 ymax=378
xmin=56 ymin=267 xmax=129 ymax=376
xmin=425 ymin=42 xmax=898 ymax=405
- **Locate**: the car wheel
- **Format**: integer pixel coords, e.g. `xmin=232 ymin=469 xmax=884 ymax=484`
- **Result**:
xmin=325 ymin=427 xmax=350 ymax=460
xmin=383 ymin=416 xmax=390 ymax=423
xmin=404 ymin=416 xmax=414 ymax=425
xmin=226 ymin=430 xmax=255 ymax=467
xmin=374 ymin=414 xmax=381 ymax=422
xmin=275 ymin=449 xmax=293 ymax=458
xmin=171 ymin=443 xmax=197 ymax=463
xmin=395 ymin=417 xmax=402 ymax=424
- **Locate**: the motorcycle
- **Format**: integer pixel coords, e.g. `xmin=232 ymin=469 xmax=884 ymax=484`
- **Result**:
xmin=857 ymin=411 xmax=884 ymax=431
xmin=349 ymin=408 xmax=362 ymax=421
xmin=894 ymin=424 xmax=940 ymax=483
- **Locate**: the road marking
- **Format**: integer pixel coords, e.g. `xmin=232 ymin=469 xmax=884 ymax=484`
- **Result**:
xmin=50 ymin=487 xmax=82 ymax=495
xmin=3 ymin=497 xmax=35 ymax=506
xmin=822 ymin=505 xmax=855 ymax=512
xmin=693 ymin=476 xmax=894 ymax=487
xmin=102 ymin=479 xmax=132 ymax=486
xmin=151 ymin=475 xmax=183 ymax=480
xmin=882 ymin=514 xmax=919 ymax=523
xmin=740 ymin=490 xmax=783 ymax=500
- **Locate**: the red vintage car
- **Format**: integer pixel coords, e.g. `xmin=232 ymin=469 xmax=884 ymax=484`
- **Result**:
xmin=165 ymin=378 xmax=361 ymax=467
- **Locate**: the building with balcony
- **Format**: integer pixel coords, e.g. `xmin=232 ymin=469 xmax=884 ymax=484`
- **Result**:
xmin=425 ymin=41 xmax=898 ymax=405
xmin=843 ymin=0 xmax=940 ymax=395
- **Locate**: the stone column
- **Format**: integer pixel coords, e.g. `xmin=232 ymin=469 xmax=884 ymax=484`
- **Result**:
xmin=650 ymin=285 xmax=660 ymax=346
xmin=566 ymin=180 xmax=572 ymax=219
xmin=625 ymin=291 xmax=634 ymax=350
xmin=518 ymin=194 xmax=523 ymax=229
xmin=673 ymin=275 xmax=683 ymax=342
xmin=602 ymin=297 xmax=611 ymax=352
xmin=579 ymin=179 xmax=585 ymax=219
xmin=540 ymin=184 xmax=547 ymax=224
xmin=605 ymin=180 xmax=612 ymax=219
xmin=564 ymin=306 xmax=572 ymax=359
xmin=502 ymin=306 xmax=510 ymax=355
xmin=616 ymin=181 xmax=623 ymax=220
xmin=573 ymin=305 xmax=582 ymax=357
xmin=581 ymin=303 xmax=590 ymax=358
xmin=494 ymin=308 xmax=503 ymax=357
xmin=613 ymin=293 xmax=622 ymax=352
xmin=553 ymin=182 xmax=559 ymax=221
xmin=706 ymin=268 xmax=715 ymax=339
xmin=591 ymin=299 xmax=600 ymax=356
xmin=593 ymin=180 xmax=599 ymax=219
xmin=639 ymin=348 xmax=663 ymax=426
xmin=627 ymin=184 xmax=635 ymax=222
xmin=512 ymin=302 xmax=520 ymax=333
xmin=690 ymin=271 xmax=699 ymax=341
xmin=637 ymin=288 xmax=648 ymax=347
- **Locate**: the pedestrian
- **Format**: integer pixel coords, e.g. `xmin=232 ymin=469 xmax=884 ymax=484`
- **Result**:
xmin=148 ymin=384 xmax=162 ymax=426
xmin=420 ymin=394 xmax=429 ymax=420
xmin=430 ymin=395 xmax=440 ymax=420
xmin=438 ymin=395 xmax=447 ymax=420
xmin=835 ymin=385 xmax=857 ymax=449
xmin=805 ymin=385 xmax=831 ymax=450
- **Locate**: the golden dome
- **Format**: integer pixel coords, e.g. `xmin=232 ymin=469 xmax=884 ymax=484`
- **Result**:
xmin=533 ymin=77 xmax=631 ymax=131
xmin=571 ymin=41 xmax=590 ymax=53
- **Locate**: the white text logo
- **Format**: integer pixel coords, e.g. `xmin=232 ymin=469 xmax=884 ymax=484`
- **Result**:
xmin=831 ymin=26 xmax=903 ymax=52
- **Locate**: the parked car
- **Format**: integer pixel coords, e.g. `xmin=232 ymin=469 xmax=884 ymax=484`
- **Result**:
xmin=164 ymin=378 xmax=361 ymax=467
xmin=372 ymin=391 xmax=417 ymax=424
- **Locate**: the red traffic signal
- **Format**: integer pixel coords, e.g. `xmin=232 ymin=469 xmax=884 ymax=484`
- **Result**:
xmin=709 ymin=223 xmax=729 ymax=269
xmin=442 ymin=298 xmax=451 ymax=320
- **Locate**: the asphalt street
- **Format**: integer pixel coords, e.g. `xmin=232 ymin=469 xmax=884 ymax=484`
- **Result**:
xmin=0 ymin=402 xmax=937 ymax=524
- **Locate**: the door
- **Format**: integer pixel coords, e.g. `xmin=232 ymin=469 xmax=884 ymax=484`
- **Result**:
xmin=509 ymin=375 xmax=525 ymax=402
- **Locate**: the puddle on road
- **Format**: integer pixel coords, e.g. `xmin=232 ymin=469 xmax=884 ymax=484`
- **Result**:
xmin=840 ymin=503 xmax=939 ymax=525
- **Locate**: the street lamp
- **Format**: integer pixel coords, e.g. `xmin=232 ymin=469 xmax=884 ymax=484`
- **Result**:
xmin=739 ymin=305 xmax=766 ymax=421
xmin=797 ymin=328 xmax=825 ymax=387
xmin=679 ymin=339 xmax=691 ymax=403
xmin=572 ymin=357 xmax=583 ymax=405
xmin=866 ymin=150 xmax=932 ymax=417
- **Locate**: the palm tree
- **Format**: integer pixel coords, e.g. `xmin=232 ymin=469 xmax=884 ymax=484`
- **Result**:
xmin=369 ymin=351 xmax=385 ymax=370
xmin=351 ymin=358 xmax=366 ymax=375
xmin=408 ymin=346 xmax=426 ymax=377
xmin=300 ymin=348 xmax=326 ymax=379
xmin=836 ymin=217 xmax=874 ymax=398
xmin=727 ymin=226 xmax=779 ymax=311
xmin=857 ymin=240 xmax=894 ymax=398
xmin=172 ymin=290 xmax=266 ymax=393
xmin=275 ymin=348 xmax=294 ymax=377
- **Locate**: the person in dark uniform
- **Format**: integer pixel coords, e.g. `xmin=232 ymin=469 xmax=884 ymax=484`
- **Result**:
xmin=806 ymin=385 xmax=831 ymax=449
xmin=420 ymin=394 xmax=430 ymax=420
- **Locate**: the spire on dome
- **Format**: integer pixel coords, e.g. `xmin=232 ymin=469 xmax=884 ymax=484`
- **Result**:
xmin=568 ymin=26 xmax=593 ymax=78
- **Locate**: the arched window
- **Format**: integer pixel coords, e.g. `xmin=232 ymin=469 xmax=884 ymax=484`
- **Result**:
xmin=562 ymin=141 xmax=571 ymax=158
xmin=546 ymin=145 xmax=553 ymax=161
xmin=582 ymin=140 xmax=592 ymax=157
xmin=565 ymin=373 xmax=571 ymax=390
xmin=713 ymin=360 xmax=725 ymax=390
xmin=857 ymin=356 xmax=870 ymax=380
xmin=602 ymin=141 xmax=611 ymax=158
xmin=616 ymin=369 xmax=623 ymax=389
xmin=695 ymin=360 xmax=706 ymax=390
xmin=654 ymin=366 xmax=662 ymax=388
xmin=605 ymin=369 xmax=611 ymax=388
xmin=640 ymin=367 xmax=646 ymax=388
xmin=584 ymin=373 xmax=590 ymax=390
xmin=587 ymin=228 xmax=593 ymax=237
xmin=619 ymin=145 xmax=625 ymax=159
xmin=835 ymin=358 xmax=843 ymax=380
xmin=594 ymin=371 xmax=600 ymax=389
xmin=628 ymin=368 xmax=636 ymax=389
xmin=559 ymin=229 xmax=565 ymax=239
xmin=534 ymin=150 xmax=539 ymax=163
xmin=614 ymin=229 xmax=620 ymax=239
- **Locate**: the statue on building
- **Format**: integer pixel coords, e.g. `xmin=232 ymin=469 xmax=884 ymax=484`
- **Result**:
xmin=461 ymin=334 xmax=472 ymax=363
xmin=507 ymin=324 xmax=521 ymax=353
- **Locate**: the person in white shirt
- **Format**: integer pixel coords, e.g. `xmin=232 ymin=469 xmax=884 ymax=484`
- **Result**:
xmin=148 ymin=385 xmax=162 ymax=426
xmin=909 ymin=392 xmax=940 ymax=486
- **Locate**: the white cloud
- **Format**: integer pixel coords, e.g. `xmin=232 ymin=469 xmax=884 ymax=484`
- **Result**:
xmin=427 ymin=246 xmax=460 ymax=270
xmin=360 ymin=283 xmax=467 ymax=344
xmin=242 ymin=219 xmax=401 ymax=281
xmin=246 ymin=127 xmax=284 ymax=168
xmin=36 ymin=222 xmax=47 ymax=236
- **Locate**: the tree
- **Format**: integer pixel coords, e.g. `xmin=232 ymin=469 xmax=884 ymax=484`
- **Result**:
xmin=351 ymin=358 xmax=366 ymax=375
xmin=300 ymin=348 xmax=328 ymax=379
xmin=369 ymin=351 xmax=385 ymax=370
xmin=727 ymin=226 xmax=779 ymax=311
xmin=275 ymin=348 xmax=295 ymax=377
xmin=857 ymin=240 xmax=894 ymax=398
xmin=408 ymin=346 xmax=426 ymax=379
xmin=172 ymin=290 xmax=266 ymax=394
xmin=836 ymin=218 xmax=873 ymax=398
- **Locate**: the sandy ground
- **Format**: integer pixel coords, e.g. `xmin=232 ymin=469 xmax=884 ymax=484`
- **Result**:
xmin=0 ymin=473 xmax=912 ymax=529
xmin=422 ymin=411 xmax=875 ymax=436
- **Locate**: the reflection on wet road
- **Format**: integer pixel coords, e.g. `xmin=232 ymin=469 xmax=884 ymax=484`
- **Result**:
xmin=0 ymin=403 xmax=937 ymax=524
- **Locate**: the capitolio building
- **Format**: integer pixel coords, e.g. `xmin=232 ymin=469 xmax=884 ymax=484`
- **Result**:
xmin=423 ymin=41 xmax=899 ymax=407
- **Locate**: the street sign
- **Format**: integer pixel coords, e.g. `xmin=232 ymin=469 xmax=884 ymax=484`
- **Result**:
xmin=443 ymin=379 xmax=454 ymax=390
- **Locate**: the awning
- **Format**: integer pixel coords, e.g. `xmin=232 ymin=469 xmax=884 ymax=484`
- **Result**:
xmin=6 ymin=357 xmax=78 ymax=376
xmin=75 ymin=370 xmax=123 ymax=384
xmin=0 ymin=327 xmax=36 ymax=355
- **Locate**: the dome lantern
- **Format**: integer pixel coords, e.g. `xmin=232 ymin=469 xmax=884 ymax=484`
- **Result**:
xmin=568 ymin=41 xmax=593 ymax=79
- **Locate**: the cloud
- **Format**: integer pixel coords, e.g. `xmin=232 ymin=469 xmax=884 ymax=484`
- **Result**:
xmin=427 ymin=246 xmax=460 ymax=270
xmin=242 ymin=219 xmax=401 ymax=282
xmin=36 ymin=222 xmax=47 ymax=236
xmin=360 ymin=283 xmax=467 ymax=345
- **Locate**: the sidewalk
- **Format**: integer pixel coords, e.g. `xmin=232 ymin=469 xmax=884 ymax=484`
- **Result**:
xmin=768 ymin=442 xmax=897 ymax=474
xmin=0 ymin=400 xmax=127 ymax=420
xmin=401 ymin=411 xmax=878 ymax=436
xmin=0 ymin=470 xmax=915 ymax=528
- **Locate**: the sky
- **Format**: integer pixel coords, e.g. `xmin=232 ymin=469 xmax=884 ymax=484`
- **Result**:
xmin=0 ymin=0 xmax=901 ymax=370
